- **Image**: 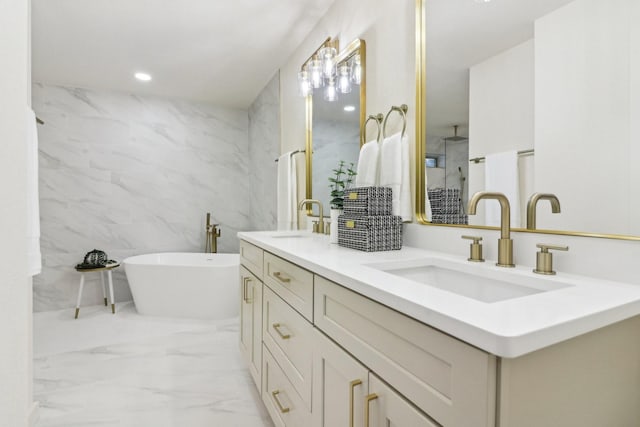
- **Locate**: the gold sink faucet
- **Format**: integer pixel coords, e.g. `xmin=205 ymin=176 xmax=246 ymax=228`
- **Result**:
xmin=526 ymin=193 xmax=561 ymax=230
xmin=468 ymin=192 xmax=515 ymax=267
xmin=298 ymin=199 xmax=324 ymax=234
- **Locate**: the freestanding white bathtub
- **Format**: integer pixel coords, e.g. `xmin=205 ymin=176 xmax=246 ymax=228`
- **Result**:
xmin=123 ymin=253 xmax=239 ymax=319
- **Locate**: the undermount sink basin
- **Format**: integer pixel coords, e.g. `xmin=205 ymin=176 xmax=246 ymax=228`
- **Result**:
xmin=368 ymin=258 xmax=572 ymax=303
xmin=267 ymin=231 xmax=310 ymax=238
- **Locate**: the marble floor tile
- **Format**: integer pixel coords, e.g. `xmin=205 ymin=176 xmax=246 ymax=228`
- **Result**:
xmin=34 ymin=302 xmax=273 ymax=427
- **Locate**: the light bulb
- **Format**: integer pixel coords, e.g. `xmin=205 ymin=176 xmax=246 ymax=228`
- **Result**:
xmin=319 ymin=46 xmax=337 ymax=78
xmin=337 ymin=64 xmax=351 ymax=94
xmin=324 ymin=78 xmax=338 ymax=102
xmin=298 ymin=70 xmax=311 ymax=97
xmin=350 ymin=54 xmax=362 ymax=85
xmin=308 ymin=59 xmax=324 ymax=89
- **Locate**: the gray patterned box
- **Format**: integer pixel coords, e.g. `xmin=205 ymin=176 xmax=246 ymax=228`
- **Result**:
xmin=337 ymin=214 xmax=402 ymax=252
xmin=343 ymin=187 xmax=392 ymax=216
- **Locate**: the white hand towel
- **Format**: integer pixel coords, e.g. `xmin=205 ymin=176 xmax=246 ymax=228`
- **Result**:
xmin=355 ymin=140 xmax=380 ymax=187
xmin=485 ymin=150 xmax=520 ymax=227
xmin=277 ymin=152 xmax=298 ymax=230
xmin=26 ymin=108 xmax=42 ymax=276
xmin=379 ymin=131 xmax=412 ymax=221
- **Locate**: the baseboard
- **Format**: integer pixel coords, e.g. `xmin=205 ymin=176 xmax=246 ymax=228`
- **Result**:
xmin=28 ymin=401 xmax=39 ymax=427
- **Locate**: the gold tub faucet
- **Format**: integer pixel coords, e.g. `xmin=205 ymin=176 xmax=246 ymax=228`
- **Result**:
xmin=205 ymin=212 xmax=221 ymax=253
xmin=468 ymin=192 xmax=514 ymax=267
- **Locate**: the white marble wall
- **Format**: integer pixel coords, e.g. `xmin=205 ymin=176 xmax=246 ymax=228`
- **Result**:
xmin=248 ymin=72 xmax=280 ymax=231
xmin=32 ymin=84 xmax=250 ymax=312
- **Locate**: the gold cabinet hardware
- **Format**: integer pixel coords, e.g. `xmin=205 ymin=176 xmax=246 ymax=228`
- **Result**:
xmin=272 ymin=323 xmax=291 ymax=340
xmin=533 ymin=243 xmax=569 ymax=275
xmin=349 ymin=379 xmax=362 ymax=427
xmin=273 ymin=271 xmax=291 ymax=283
xmin=462 ymin=235 xmax=485 ymax=262
xmin=364 ymin=393 xmax=378 ymax=427
xmin=242 ymin=277 xmax=252 ymax=303
xmin=271 ymin=390 xmax=291 ymax=413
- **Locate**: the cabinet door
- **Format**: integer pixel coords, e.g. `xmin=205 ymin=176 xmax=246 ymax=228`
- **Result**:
xmin=366 ymin=374 xmax=439 ymax=427
xmin=312 ymin=329 xmax=368 ymax=427
xmin=239 ymin=266 xmax=262 ymax=391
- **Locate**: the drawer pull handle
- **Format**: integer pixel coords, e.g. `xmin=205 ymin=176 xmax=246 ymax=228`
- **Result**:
xmin=271 ymin=390 xmax=290 ymax=413
xmin=272 ymin=323 xmax=291 ymax=340
xmin=349 ymin=379 xmax=362 ymax=427
xmin=273 ymin=271 xmax=291 ymax=283
xmin=364 ymin=393 xmax=378 ymax=427
xmin=242 ymin=277 xmax=252 ymax=304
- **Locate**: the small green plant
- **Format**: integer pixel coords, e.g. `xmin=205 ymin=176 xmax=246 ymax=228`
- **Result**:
xmin=328 ymin=160 xmax=357 ymax=209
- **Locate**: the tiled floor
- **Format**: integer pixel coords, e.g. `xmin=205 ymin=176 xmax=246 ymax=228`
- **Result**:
xmin=34 ymin=302 xmax=273 ymax=427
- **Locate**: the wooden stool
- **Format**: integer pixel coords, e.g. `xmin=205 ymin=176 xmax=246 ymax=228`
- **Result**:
xmin=74 ymin=263 xmax=120 ymax=319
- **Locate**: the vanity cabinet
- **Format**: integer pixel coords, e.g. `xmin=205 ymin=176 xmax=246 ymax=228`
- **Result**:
xmin=239 ymin=241 xmax=264 ymax=392
xmin=239 ymin=238 xmax=640 ymax=427
xmin=314 ymin=275 xmax=496 ymax=427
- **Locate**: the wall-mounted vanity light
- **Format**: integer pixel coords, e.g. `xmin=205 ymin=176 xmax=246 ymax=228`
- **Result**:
xmin=297 ymin=38 xmax=362 ymax=102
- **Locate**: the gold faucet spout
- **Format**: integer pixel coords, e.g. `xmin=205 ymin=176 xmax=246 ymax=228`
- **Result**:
xmin=467 ymin=192 xmax=514 ymax=267
xmin=468 ymin=192 xmax=511 ymax=239
xmin=298 ymin=199 xmax=324 ymax=233
xmin=526 ymin=193 xmax=561 ymax=230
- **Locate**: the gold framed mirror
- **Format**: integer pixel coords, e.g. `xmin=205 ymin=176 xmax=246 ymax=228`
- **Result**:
xmin=303 ymin=38 xmax=366 ymax=214
xmin=415 ymin=0 xmax=640 ymax=241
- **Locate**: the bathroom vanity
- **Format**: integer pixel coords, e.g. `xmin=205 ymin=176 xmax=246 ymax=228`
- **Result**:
xmin=238 ymin=231 xmax=640 ymax=427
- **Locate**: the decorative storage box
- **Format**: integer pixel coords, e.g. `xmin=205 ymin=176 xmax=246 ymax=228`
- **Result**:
xmin=343 ymin=187 xmax=392 ymax=216
xmin=337 ymin=214 xmax=402 ymax=252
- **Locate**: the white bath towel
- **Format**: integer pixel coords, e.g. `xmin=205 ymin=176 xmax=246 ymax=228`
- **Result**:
xmin=277 ymin=152 xmax=298 ymax=230
xmin=379 ymin=131 xmax=412 ymax=221
xmin=26 ymin=108 xmax=42 ymax=276
xmin=485 ymin=150 xmax=520 ymax=227
xmin=355 ymin=139 xmax=380 ymax=187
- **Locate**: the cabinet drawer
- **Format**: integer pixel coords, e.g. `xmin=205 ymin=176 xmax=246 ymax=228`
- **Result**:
xmin=240 ymin=240 xmax=264 ymax=279
xmin=263 ymin=286 xmax=313 ymax=408
xmin=264 ymin=252 xmax=313 ymax=321
xmin=262 ymin=345 xmax=312 ymax=427
xmin=314 ymin=276 xmax=496 ymax=427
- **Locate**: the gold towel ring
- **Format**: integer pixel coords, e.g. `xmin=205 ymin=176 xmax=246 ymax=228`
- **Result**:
xmin=382 ymin=104 xmax=408 ymax=138
xmin=360 ymin=114 xmax=384 ymax=145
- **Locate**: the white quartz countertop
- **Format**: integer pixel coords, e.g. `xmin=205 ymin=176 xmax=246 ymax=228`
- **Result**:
xmin=238 ymin=230 xmax=640 ymax=358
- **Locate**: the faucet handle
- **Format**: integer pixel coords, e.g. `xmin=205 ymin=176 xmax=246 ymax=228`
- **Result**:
xmin=462 ymin=235 xmax=484 ymax=262
xmin=534 ymin=243 xmax=569 ymax=275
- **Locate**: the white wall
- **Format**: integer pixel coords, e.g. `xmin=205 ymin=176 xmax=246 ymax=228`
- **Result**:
xmin=280 ymin=0 xmax=416 ymax=204
xmin=32 ymin=84 xmax=251 ymax=311
xmin=535 ymin=0 xmax=635 ymax=235
xmin=468 ymin=40 xmax=535 ymax=228
xmin=0 ymin=0 xmax=33 ymax=424
xmin=248 ymin=72 xmax=280 ymax=231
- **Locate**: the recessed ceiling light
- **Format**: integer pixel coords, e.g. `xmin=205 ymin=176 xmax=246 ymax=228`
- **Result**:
xmin=344 ymin=105 xmax=356 ymax=112
xmin=134 ymin=72 xmax=152 ymax=82
xmin=474 ymin=0 xmax=492 ymax=3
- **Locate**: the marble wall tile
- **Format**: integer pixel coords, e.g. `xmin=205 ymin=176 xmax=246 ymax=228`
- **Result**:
xmin=248 ymin=72 xmax=280 ymax=231
xmin=33 ymin=83 xmax=251 ymax=311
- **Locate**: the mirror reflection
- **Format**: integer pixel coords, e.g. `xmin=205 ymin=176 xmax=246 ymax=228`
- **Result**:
xmin=421 ymin=0 xmax=640 ymax=237
xmin=312 ymin=89 xmax=360 ymax=212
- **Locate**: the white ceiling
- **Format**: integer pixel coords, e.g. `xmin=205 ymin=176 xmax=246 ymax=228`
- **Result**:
xmin=426 ymin=0 xmax=575 ymax=138
xmin=31 ymin=0 xmax=336 ymax=108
